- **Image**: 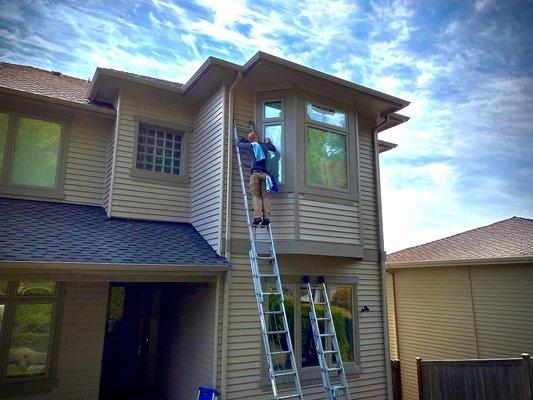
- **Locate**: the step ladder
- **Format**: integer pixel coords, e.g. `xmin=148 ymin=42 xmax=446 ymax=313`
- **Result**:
xmin=233 ymin=121 xmax=304 ymax=400
xmin=305 ymin=281 xmax=352 ymax=400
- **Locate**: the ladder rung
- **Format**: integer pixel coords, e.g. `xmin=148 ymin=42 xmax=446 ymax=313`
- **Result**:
xmin=257 ymin=255 xmax=275 ymax=260
xmin=278 ymin=394 xmax=302 ymax=399
xmin=327 ymin=366 xmax=343 ymax=372
xmin=270 ymin=350 xmax=291 ymax=356
xmin=323 ymin=350 xmax=337 ymax=354
xmin=320 ymin=333 xmax=334 ymax=337
xmin=316 ymin=317 xmax=330 ymax=321
xmin=273 ymin=370 xmax=295 ymax=377
xmin=262 ymin=291 xmax=282 ymax=296
xmin=259 ymin=273 xmax=277 ymax=278
xmin=268 ymin=330 xmax=287 ymax=335
xmin=313 ymin=302 xmax=326 ymax=305
xmin=264 ymin=310 xmax=283 ymax=315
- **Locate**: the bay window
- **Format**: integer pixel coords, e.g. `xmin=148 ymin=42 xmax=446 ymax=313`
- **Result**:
xmin=305 ymin=103 xmax=349 ymax=190
xmin=261 ymin=100 xmax=283 ymax=184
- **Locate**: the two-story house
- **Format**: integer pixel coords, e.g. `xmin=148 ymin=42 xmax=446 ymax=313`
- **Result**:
xmin=0 ymin=52 xmax=409 ymax=400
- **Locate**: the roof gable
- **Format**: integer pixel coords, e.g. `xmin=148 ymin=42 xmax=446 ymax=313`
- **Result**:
xmin=387 ymin=217 xmax=533 ymax=265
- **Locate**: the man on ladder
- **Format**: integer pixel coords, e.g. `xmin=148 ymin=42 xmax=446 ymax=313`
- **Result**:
xmin=234 ymin=128 xmax=277 ymax=227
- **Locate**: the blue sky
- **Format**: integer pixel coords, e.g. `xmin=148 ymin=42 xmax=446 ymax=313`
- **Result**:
xmin=1 ymin=0 xmax=532 ymax=252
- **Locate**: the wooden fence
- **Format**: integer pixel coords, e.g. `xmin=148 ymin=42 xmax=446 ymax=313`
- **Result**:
xmin=417 ymin=353 xmax=532 ymax=400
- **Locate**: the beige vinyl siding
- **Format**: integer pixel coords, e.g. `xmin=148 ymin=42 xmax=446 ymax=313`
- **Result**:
xmin=223 ymin=255 xmax=389 ymax=400
xmin=358 ymin=123 xmax=380 ymax=250
xmin=160 ymin=283 xmax=216 ymax=400
xmin=5 ymin=281 xmax=108 ymax=400
xmin=103 ymin=100 xmax=119 ymax=214
xmin=386 ymin=272 xmax=398 ymax=359
xmin=108 ymin=86 xmax=195 ymax=222
xmin=63 ymin=115 xmax=111 ymax=206
xmin=298 ymin=197 xmax=360 ymax=244
xmin=190 ymin=86 xmax=225 ymax=252
xmin=470 ymin=264 xmax=533 ymax=358
xmin=393 ymin=267 xmax=479 ymax=400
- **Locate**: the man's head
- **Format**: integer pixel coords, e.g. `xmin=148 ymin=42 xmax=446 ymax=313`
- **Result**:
xmin=248 ymin=131 xmax=259 ymax=143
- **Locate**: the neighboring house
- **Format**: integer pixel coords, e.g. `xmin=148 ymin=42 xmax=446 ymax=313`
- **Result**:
xmin=386 ymin=217 xmax=533 ymax=400
xmin=0 ymin=52 xmax=409 ymax=400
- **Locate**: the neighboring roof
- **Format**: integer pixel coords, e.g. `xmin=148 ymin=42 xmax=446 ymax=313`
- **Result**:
xmin=0 ymin=198 xmax=228 ymax=267
xmin=387 ymin=217 xmax=533 ymax=267
xmin=0 ymin=62 xmax=90 ymax=104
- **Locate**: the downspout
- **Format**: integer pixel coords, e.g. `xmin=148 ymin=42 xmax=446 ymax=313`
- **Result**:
xmin=220 ymin=70 xmax=242 ymax=400
xmin=372 ymin=115 xmax=394 ymax=400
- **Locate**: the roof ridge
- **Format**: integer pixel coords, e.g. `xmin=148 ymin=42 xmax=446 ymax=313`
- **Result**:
xmin=387 ymin=216 xmax=531 ymax=257
xmin=0 ymin=61 xmax=90 ymax=83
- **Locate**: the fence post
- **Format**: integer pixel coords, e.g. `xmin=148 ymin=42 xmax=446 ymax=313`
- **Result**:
xmin=522 ymin=353 xmax=532 ymax=400
xmin=416 ymin=357 xmax=424 ymax=400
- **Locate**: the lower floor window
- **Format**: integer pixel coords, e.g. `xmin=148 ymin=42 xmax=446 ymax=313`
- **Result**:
xmin=266 ymin=280 xmax=357 ymax=372
xmin=0 ymin=281 xmax=60 ymax=382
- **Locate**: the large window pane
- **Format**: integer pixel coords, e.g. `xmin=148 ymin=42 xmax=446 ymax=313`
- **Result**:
xmin=306 ymin=126 xmax=348 ymax=189
xmin=6 ymin=303 xmax=53 ymax=378
xmin=107 ymin=286 xmax=125 ymax=333
xmin=330 ymin=286 xmax=354 ymax=363
xmin=264 ymin=124 xmax=283 ymax=183
xmin=306 ymin=103 xmax=347 ymax=128
xmin=10 ymin=117 xmax=61 ymax=188
xmin=264 ymin=101 xmax=282 ymax=119
xmin=0 ymin=113 xmax=9 ymax=174
xmin=17 ymin=282 xmax=56 ymax=296
xmin=0 ymin=281 xmax=7 ymax=295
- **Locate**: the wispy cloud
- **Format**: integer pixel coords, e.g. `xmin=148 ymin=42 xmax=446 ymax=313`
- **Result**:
xmin=0 ymin=0 xmax=531 ymax=251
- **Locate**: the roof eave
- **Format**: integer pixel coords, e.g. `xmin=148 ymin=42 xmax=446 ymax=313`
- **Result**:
xmin=244 ymin=51 xmax=411 ymax=110
xmin=0 ymin=86 xmax=116 ymax=117
xmin=181 ymin=56 xmax=241 ymax=95
xmin=386 ymin=255 xmax=533 ymax=271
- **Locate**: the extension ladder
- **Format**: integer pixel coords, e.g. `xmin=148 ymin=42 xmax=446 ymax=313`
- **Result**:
xmin=233 ymin=120 xmax=304 ymax=400
xmin=305 ymin=281 xmax=351 ymax=400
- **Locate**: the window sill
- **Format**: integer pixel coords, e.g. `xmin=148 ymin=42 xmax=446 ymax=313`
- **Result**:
xmin=0 ymin=185 xmax=65 ymax=200
xmin=258 ymin=363 xmax=363 ymax=389
xmin=130 ymin=168 xmax=191 ymax=185
xmin=0 ymin=378 xmax=58 ymax=397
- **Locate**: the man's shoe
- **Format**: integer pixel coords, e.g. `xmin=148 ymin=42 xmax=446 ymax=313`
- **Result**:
xmin=261 ymin=218 xmax=270 ymax=226
xmin=252 ymin=218 xmax=262 ymax=227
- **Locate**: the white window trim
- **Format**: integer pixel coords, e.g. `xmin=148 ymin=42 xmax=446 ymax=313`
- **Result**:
xmin=0 ymin=110 xmax=69 ymax=200
xmin=131 ymin=117 xmax=191 ymax=185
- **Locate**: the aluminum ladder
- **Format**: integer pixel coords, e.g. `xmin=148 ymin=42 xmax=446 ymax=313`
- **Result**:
xmin=233 ymin=121 xmax=304 ymax=400
xmin=306 ymin=281 xmax=352 ymax=400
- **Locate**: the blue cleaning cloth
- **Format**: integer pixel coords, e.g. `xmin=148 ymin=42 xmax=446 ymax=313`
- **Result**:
xmin=251 ymin=142 xmax=266 ymax=161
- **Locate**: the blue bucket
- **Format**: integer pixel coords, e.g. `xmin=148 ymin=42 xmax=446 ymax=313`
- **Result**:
xmin=197 ymin=387 xmax=219 ymax=400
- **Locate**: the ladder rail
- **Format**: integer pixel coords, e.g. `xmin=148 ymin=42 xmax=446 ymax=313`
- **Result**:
xmin=232 ymin=121 xmax=304 ymax=399
xmin=306 ymin=282 xmax=352 ymax=400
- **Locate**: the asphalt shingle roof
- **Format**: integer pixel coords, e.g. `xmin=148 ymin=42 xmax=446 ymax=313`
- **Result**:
xmin=0 ymin=198 xmax=228 ymax=266
xmin=0 ymin=62 xmax=91 ymax=104
xmin=387 ymin=217 xmax=533 ymax=265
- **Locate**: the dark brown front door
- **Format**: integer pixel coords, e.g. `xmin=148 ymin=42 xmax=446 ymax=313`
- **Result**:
xmin=100 ymin=284 xmax=162 ymax=400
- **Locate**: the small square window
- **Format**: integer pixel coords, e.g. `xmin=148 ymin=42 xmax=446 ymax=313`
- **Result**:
xmin=135 ymin=122 xmax=184 ymax=176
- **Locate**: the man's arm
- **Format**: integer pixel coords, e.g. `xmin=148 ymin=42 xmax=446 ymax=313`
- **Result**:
xmin=264 ymin=137 xmax=277 ymax=152
xmin=234 ymin=136 xmax=252 ymax=151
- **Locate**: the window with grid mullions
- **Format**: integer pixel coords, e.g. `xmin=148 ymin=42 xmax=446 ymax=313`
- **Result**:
xmin=136 ymin=123 xmax=182 ymax=175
